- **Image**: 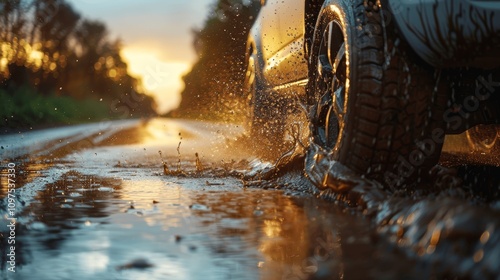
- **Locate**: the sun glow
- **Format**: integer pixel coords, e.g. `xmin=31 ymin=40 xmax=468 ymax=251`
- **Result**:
xmin=0 ymin=41 xmax=44 ymax=72
xmin=121 ymin=46 xmax=191 ymax=114
xmin=1 ymin=40 xmax=190 ymax=114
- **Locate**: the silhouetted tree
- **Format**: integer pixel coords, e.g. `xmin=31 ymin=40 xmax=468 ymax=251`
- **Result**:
xmin=175 ymin=0 xmax=260 ymax=120
xmin=35 ymin=1 xmax=80 ymax=93
xmin=0 ymin=0 xmax=157 ymax=126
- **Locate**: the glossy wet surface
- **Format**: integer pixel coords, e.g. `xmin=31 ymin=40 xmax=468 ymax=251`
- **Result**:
xmin=2 ymin=172 xmax=420 ymax=280
xmin=0 ymin=118 xmax=499 ymax=279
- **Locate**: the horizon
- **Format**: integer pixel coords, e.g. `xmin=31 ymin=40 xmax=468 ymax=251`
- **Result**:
xmin=67 ymin=0 xmax=216 ymax=114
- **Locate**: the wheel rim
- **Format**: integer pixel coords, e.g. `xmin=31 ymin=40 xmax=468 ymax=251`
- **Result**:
xmin=466 ymin=125 xmax=498 ymax=151
xmin=313 ymin=20 xmax=347 ymax=150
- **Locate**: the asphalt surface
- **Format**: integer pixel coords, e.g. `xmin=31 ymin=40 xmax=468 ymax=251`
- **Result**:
xmin=0 ymin=118 xmax=499 ymax=279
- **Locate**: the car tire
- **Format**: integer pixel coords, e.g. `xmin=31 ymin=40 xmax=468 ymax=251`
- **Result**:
xmin=307 ymin=0 xmax=448 ymax=189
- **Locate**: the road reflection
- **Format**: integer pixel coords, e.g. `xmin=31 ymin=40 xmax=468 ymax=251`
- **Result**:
xmin=0 ymin=171 xmax=123 ymax=276
xmin=186 ymin=186 xmax=416 ymax=279
xmin=2 ymin=119 xmax=499 ymax=279
xmin=3 ymin=170 xmax=420 ymax=280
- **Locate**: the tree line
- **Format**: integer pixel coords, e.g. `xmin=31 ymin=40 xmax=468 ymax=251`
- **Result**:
xmin=174 ymin=0 xmax=260 ymax=121
xmin=0 ymin=0 xmax=156 ymax=128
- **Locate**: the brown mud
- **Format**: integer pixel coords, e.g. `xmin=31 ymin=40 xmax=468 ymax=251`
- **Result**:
xmin=1 ymin=118 xmax=499 ymax=279
xmin=240 ymin=137 xmax=500 ymax=279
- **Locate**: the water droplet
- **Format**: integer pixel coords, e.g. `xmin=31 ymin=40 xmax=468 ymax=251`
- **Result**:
xmin=189 ymin=204 xmax=210 ymax=211
xmin=473 ymin=250 xmax=484 ymax=263
xmin=30 ymin=222 xmax=46 ymax=230
xmin=480 ymin=230 xmax=490 ymax=244
xmin=117 ymin=258 xmax=154 ymax=270
xmin=98 ymin=187 xmax=113 ymax=192
xmin=69 ymin=192 xmax=82 ymax=197
xmin=253 ymin=210 xmax=264 ymax=216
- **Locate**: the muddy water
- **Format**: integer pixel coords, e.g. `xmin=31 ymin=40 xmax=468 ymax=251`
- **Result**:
xmin=0 ymin=118 xmax=499 ymax=279
xmin=0 ymin=185 xmax=406 ymax=278
xmin=2 ymin=168 xmax=420 ymax=280
xmin=303 ymin=136 xmax=500 ymax=279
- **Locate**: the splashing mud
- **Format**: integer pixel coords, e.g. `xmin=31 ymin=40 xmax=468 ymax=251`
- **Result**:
xmin=1 ymin=118 xmax=499 ymax=279
xmin=242 ymin=135 xmax=500 ymax=279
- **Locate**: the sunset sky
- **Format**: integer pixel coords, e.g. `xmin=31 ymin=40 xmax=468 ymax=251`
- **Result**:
xmin=67 ymin=0 xmax=215 ymax=114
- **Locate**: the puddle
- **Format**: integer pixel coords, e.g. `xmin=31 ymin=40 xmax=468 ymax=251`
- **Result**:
xmin=0 ymin=165 xmax=425 ymax=280
xmin=1 ymin=118 xmax=499 ymax=279
xmin=0 ymin=160 xmax=54 ymax=198
xmin=300 ymin=140 xmax=500 ymax=279
xmin=225 ymin=130 xmax=500 ymax=279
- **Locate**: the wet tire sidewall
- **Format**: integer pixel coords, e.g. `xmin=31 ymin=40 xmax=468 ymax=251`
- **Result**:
xmin=308 ymin=0 xmax=448 ymax=189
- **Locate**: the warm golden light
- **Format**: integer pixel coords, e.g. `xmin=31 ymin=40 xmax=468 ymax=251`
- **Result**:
xmin=0 ymin=42 xmax=44 ymax=74
xmin=0 ymin=58 xmax=7 ymax=70
xmin=108 ymin=69 xmax=117 ymax=78
xmin=29 ymin=50 xmax=44 ymax=68
xmin=121 ymin=46 xmax=191 ymax=114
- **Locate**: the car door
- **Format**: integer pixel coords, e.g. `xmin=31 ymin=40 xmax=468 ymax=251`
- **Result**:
xmin=254 ymin=0 xmax=284 ymax=63
xmin=261 ymin=0 xmax=307 ymax=87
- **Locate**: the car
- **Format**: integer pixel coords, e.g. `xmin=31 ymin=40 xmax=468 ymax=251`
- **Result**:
xmin=245 ymin=0 xmax=500 ymax=189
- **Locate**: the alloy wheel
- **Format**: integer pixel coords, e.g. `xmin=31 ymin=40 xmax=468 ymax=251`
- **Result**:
xmin=313 ymin=20 xmax=347 ymax=150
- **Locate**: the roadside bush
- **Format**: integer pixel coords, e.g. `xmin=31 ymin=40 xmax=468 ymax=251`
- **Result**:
xmin=0 ymin=87 xmax=109 ymax=128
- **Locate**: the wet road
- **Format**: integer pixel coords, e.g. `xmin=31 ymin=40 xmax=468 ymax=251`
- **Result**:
xmin=0 ymin=118 xmax=499 ymax=279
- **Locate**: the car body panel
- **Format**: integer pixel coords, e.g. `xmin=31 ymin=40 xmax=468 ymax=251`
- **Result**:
xmin=250 ymin=0 xmax=307 ymax=90
xmin=386 ymin=0 xmax=500 ymax=68
xmin=248 ymin=0 xmax=499 ymax=136
xmin=252 ymin=0 xmax=283 ymax=61
xmin=250 ymin=0 xmax=500 ymax=94
xmin=264 ymin=37 xmax=308 ymax=89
